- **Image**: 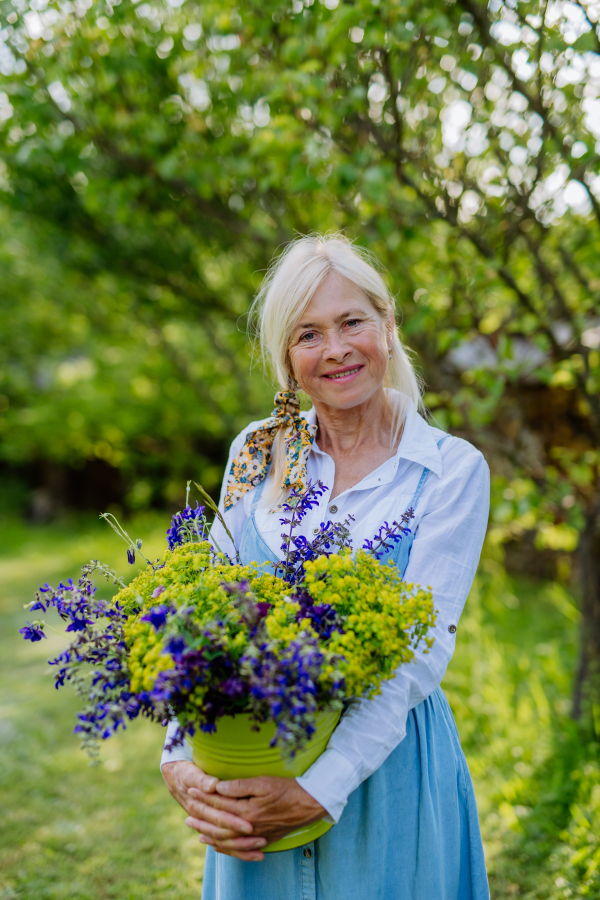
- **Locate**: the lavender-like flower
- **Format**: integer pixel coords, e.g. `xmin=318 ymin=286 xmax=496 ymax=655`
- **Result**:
xmin=167 ymin=502 xmax=207 ymax=550
xmin=277 ymin=513 xmax=354 ymax=583
xmin=276 ymin=480 xmax=358 ymax=582
xmin=241 ymin=634 xmax=345 ymax=755
xmin=362 ymin=508 xmax=415 ymax=559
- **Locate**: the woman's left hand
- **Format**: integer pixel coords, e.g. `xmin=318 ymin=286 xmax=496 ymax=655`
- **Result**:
xmin=186 ymin=776 xmax=327 ymax=860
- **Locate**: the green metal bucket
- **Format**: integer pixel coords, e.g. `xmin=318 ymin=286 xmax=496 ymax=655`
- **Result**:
xmin=188 ymin=709 xmax=341 ymax=852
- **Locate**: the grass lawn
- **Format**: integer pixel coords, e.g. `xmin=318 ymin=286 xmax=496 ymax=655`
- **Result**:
xmin=0 ymin=513 xmax=596 ymax=899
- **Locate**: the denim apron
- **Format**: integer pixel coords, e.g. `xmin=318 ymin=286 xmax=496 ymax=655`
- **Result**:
xmin=202 ymin=438 xmax=490 ymax=900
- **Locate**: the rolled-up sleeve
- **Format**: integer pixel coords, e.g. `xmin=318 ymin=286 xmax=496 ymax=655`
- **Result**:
xmin=296 ymin=440 xmax=490 ymax=823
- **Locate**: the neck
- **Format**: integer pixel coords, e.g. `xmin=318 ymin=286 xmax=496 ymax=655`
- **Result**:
xmin=312 ymin=388 xmax=399 ymax=457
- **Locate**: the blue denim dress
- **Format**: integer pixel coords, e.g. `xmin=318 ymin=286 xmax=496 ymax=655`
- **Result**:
xmin=202 ymin=440 xmax=490 ymax=900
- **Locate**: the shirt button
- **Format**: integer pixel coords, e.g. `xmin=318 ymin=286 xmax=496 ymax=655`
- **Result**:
xmin=313 ymin=528 xmax=320 ymax=535
xmin=448 ymin=624 xmax=457 ymax=634
xmin=329 ymin=505 xmax=338 ymax=514
xmin=303 ymin=848 xmax=312 ymax=858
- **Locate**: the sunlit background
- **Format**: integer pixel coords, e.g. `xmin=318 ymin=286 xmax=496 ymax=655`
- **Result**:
xmin=1 ymin=0 xmax=599 ymax=896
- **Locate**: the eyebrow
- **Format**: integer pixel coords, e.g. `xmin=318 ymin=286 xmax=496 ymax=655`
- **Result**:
xmin=295 ymin=308 xmax=367 ymax=330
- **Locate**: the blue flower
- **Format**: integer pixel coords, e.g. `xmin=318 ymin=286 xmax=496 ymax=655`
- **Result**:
xmin=362 ymin=510 xmax=414 ymax=559
xmin=164 ymin=636 xmax=187 ymax=661
xmin=127 ymin=548 xmax=136 ymax=564
xmin=66 ymin=616 xmax=93 ymax=632
xmin=167 ymin=503 xmax=206 ymax=550
xmin=19 ymin=622 xmax=46 ymax=642
xmin=141 ymin=604 xmax=173 ymax=631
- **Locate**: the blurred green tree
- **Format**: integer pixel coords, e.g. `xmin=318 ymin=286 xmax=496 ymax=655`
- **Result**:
xmin=0 ymin=0 xmax=599 ymax=706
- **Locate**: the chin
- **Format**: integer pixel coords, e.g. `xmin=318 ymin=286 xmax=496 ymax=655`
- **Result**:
xmin=318 ymin=384 xmax=380 ymax=409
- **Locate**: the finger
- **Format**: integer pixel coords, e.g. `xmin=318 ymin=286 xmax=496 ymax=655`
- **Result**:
xmin=215 ymin=777 xmax=269 ymax=798
xmin=185 ymin=817 xmax=252 ymax=843
xmin=188 ymin=788 xmax=253 ymax=818
xmin=184 ymin=771 xmax=219 ymax=793
xmin=185 ymin=801 xmax=254 ymax=835
xmin=190 ymin=823 xmax=267 ymax=850
xmin=201 ymin=836 xmax=265 ymax=862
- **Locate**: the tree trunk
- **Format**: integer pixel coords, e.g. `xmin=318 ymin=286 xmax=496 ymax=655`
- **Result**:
xmin=573 ymin=490 xmax=600 ymax=721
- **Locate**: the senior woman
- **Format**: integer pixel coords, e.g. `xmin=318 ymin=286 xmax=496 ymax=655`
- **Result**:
xmin=161 ymin=233 xmax=491 ymax=900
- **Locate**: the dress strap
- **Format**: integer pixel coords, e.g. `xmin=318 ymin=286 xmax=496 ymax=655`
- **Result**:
xmin=250 ymin=473 xmax=269 ymax=511
xmin=409 ymin=434 xmax=449 ymax=509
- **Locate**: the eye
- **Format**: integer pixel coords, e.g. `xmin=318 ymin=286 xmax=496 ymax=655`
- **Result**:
xmin=298 ymin=331 xmax=317 ymax=343
xmin=345 ymin=318 xmax=361 ymax=328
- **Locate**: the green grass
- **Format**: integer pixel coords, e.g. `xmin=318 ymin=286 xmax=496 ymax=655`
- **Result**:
xmin=0 ymin=514 xmax=206 ymax=900
xmin=0 ymin=514 xmax=598 ymax=899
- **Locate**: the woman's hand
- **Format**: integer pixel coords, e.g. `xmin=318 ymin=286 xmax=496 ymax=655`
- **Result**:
xmin=161 ymin=761 xmax=267 ymax=861
xmin=186 ymin=776 xmax=327 ymax=860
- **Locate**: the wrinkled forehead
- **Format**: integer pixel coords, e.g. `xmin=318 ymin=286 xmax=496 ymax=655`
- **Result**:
xmin=291 ymin=273 xmax=376 ymax=330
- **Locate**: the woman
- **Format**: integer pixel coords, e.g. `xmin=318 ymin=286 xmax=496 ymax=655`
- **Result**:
xmin=161 ymin=233 xmax=490 ymax=899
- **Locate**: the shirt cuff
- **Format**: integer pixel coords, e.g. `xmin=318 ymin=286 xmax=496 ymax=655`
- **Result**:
xmin=296 ymin=748 xmax=362 ymax=824
xmin=160 ymin=720 xmax=193 ymax=771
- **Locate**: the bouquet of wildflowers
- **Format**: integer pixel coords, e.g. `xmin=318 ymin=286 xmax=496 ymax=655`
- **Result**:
xmin=20 ymin=481 xmax=436 ymax=760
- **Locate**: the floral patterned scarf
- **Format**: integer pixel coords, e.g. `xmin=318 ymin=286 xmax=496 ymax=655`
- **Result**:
xmin=224 ymin=391 xmax=317 ymax=511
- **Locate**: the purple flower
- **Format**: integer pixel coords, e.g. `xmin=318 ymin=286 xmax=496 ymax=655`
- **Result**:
xmin=255 ymin=602 xmax=272 ymax=619
xmin=151 ymin=584 xmax=166 ymax=599
xmin=363 ymin=509 xmax=415 ymax=559
xmin=220 ymin=676 xmax=247 ymax=701
xmin=165 ymin=636 xmax=187 ymax=661
xmin=19 ymin=622 xmax=46 ymax=642
xmin=141 ymin=604 xmax=173 ymax=631
xmin=293 ymin=588 xmax=344 ymax=640
xmin=66 ymin=616 xmax=93 ymax=632
xmin=127 ymin=548 xmax=136 ymax=564
xmin=167 ymin=503 xmax=206 ymax=550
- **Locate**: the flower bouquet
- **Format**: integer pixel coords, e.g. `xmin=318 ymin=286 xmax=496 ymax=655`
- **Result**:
xmin=20 ymin=481 xmax=435 ymax=850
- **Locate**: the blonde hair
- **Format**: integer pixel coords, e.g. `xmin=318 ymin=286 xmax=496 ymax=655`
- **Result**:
xmin=249 ymin=232 xmax=422 ymax=507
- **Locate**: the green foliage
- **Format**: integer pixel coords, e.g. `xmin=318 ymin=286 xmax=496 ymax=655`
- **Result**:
xmin=0 ymin=0 xmax=597 ymax=525
xmin=0 ymin=0 xmax=600 ymax=881
xmin=0 ymin=514 xmax=208 ymax=899
xmin=443 ymin=543 xmax=600 ymax=898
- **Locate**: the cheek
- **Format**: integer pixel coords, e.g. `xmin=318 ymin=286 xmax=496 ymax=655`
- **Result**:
xmin=355 ymin=328 xmax=388 ymax=361
xmin=289 ymin=347 xmax=317 ymax=381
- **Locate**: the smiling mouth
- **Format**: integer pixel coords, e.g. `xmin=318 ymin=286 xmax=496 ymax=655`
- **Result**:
xmin=322 ymin=366 xmax=363 ymax=380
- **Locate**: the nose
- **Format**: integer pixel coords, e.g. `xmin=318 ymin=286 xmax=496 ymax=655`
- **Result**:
xmin=322 ymin=329 xmax=351 ymax=362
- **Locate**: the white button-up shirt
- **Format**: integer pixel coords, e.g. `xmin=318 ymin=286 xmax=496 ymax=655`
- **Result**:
xmin=161 ymin=397 xmax=490 ymax=823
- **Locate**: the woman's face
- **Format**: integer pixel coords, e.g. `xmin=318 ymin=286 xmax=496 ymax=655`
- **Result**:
xmin=288 ymin=272 xmax=393 ymax=411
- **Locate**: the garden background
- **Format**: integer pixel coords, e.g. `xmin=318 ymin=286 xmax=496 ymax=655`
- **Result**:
xmin=1 ymin=0 xmax=600 ymax=896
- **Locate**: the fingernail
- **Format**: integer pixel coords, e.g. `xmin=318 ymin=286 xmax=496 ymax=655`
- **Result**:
xmin=254 ymin=839 xmax=267 ymax=848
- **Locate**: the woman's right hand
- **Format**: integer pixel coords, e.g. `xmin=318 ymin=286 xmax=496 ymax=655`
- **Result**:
xmin=161 ymin=761 xmax=267 ymax=861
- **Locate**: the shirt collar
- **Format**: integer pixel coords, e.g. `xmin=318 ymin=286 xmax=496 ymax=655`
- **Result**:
xmin=302 ymin=392 xmax=444 ymax=480
xmin=395 ymin=398 xmax=444 ymax=478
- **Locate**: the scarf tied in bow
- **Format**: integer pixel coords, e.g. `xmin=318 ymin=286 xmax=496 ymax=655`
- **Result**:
xmin=224 ymin=391 xmax=317 ymax=511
